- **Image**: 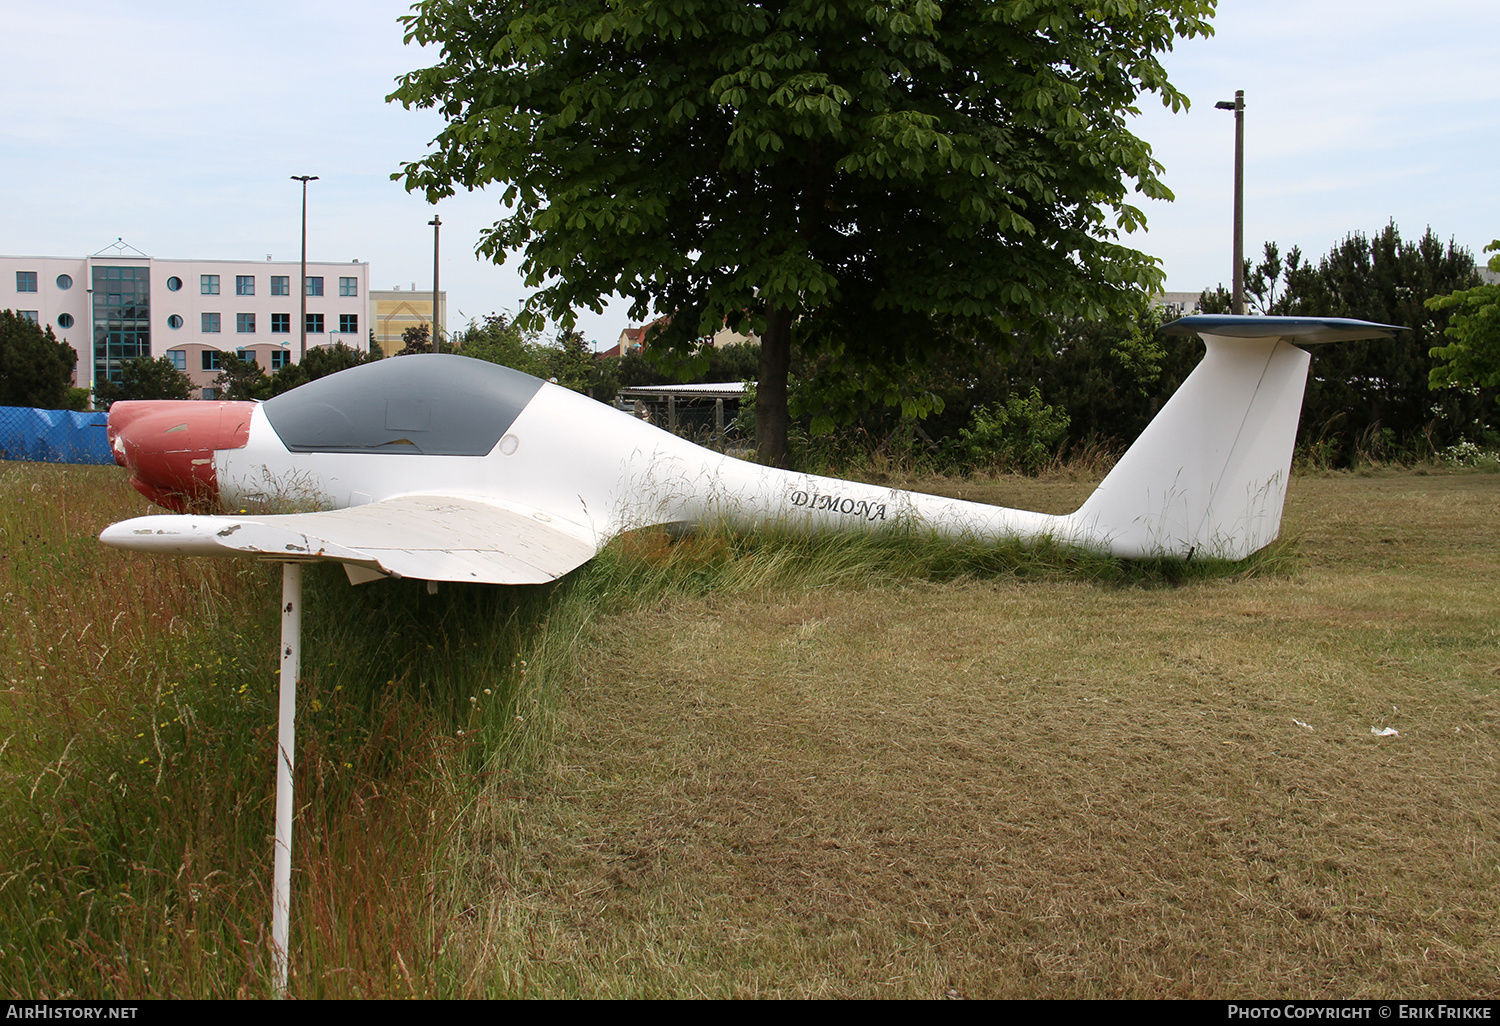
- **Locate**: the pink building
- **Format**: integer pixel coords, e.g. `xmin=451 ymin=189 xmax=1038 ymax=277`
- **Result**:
xmin=1 ymin=241 xmax=370 ymax=399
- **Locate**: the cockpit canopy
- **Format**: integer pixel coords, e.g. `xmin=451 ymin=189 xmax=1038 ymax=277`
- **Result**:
xmin=260 ymin=354 xmax=546 ymax=456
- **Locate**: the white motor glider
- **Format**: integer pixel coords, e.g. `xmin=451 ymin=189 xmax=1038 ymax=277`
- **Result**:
xmin=101 ymin=314 xmax=1401 ymax=575
xmin=94 ymin=313 xmax=1401 ymax=995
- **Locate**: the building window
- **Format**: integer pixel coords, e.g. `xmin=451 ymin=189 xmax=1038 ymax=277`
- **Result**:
xmin=271 ymin=275 xmax=289 ymax=296
xmin=202 ymin=312 xmax=221 ymax=333
xmin=202 ymin=387 xmax=218 ymax=400
xmin=305 ymin=276 xmax=323 ymax=297
xmin=167 ymin=276 xmax=182 ymax=292
xmin=236 ymin=349 xmax=257 ymax=365
xmin=236 ymin=275 xmax=255 ymax=296
xmin=201 ymin=275 xmax=220 ymax=295
xmin=168 ymin=314 xmax=183 ymax=329
xmin=306 ymin=313 xmax=324 ymax=334
xmin=16 ymin=271 xmax=37 ymax=293
xmin=271 ymin=313 xmax=290 ymax=334
xmin=202 ymin=350 xmax=223 ymax=371
xmin=237 ymin=313 xmax=256 ymax=333
xmin=56 ymin=312 xmax=74 ymax=329
xmin=56 ymin=274 xmax=73 ymax=290
xmin=271 ymin=350 xmax=290 ymax=370
xmin=18 ymin=310 xmax=38 ymax=324
xmin=91 ymin=265 xmax=150 ymax=386
xmin=339 ymin=277 xmax=358 ymax=297
xmin=339 ymin=313 xmax=358 ymax=334
xmin=168 ymin=350 xmax=187 ymax=371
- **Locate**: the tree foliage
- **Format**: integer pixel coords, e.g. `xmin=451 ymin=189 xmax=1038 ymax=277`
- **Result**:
xmin=210 ymin=342 xmax=375 ymax=400
xmin=454 ymin=314 xmax=543 ymax=375
xmin=391 ymin=0 xmax=1215 ymax=464
xmin=301 ymin=342 xmax=374 ymax=382
xmin=450 ymin=312 xmax=610 ymax=395
xmin=93 ymin=357 xmax=193 ymax=409
xmin=1427 ymin=241 xmax=1500 ymax=400
xmin=1199 ymin=225 xmax=1489 ymax=459
xmin=397 ymin=322 xmax=434 ymax=356
xmin=0 ymin=311 xmax=78 ymax=409
xmin=213 ymin=353 xmax=274 ymax=401
xmin=925 ymin=307 xmax=1192 ymax=444
xmin=945 ymin=386 xmax=1071 ymax=474
xmin=449 ymin=310 xmax=757 ymax=403
xmin=778 ymin=303 xmax=1187 ymax=469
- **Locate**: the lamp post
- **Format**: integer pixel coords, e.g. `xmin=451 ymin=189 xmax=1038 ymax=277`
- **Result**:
xmin=291 ymin=176 xmax=318 ymax=362
xmin=1214 ymin=91 xmax=1245 ymax=315
xmin=428 ymin=214 xmax=441 ymax=354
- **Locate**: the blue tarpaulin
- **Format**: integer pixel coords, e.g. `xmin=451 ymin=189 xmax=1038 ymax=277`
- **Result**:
xmin=0 ymin=406 xmax=113 ymax=465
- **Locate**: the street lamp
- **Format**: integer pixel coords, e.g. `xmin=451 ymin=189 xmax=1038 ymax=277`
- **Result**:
xmin=291 ymin=175 xmax=319 ymax=362
xmin=428 ymin=214 xmax=441 ymax=354
xmin=1214 ymin=91 xmax=1245 ymax=315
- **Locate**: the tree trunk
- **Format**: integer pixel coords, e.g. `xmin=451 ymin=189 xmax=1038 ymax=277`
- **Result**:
xmin=755 ymin=307 xmax=794 ymax=467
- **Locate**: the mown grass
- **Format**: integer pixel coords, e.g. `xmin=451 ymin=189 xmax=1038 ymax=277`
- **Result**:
xmin=470 ymin=468 xmax=1498 ymax=999
xmin=2 ymin=459 xmax=1495 ymax=997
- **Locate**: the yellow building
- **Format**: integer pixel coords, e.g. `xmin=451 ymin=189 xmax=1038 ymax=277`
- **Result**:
xmin=369 ymin=288 xmax=446 ymax=353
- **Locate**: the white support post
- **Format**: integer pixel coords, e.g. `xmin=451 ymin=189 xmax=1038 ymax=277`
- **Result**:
xmin=271 ymin=562 xmax=302 ymax=998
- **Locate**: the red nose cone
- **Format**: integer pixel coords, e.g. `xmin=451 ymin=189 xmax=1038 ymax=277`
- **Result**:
xmin=107 ymin=401 xmax=255 ymax=512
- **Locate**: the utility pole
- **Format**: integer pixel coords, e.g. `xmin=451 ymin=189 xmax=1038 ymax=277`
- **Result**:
xmin=291 ymin=176 xmax=319 ymax=362
xmin=428 ymin=214 xmax=441 ymax=354
xmin=1214 ymin=91 xmax=1245 ymax=314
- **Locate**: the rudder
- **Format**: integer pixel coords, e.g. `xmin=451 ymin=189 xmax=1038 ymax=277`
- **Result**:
xmin=1067 ymin=316 xmax=1402 ymax=560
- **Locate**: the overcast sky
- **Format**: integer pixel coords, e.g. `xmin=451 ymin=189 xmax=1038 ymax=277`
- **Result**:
xmin=3 ymin=1 xmax=1496 ymax=348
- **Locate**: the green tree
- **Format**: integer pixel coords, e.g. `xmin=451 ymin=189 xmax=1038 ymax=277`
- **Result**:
xmin=996 ymin=309 xmax=1193 ymax=446
xmin=0 ymin=310 xmax=79 ymax=409
xmin=790 ymin=305 xmax=1185 ymax=458
xmin=302 ymin=341 xmax=371 ymax=379
xmin=396 ymin=322 xmax=432 ymax=356
xmin=268 ymin=341 xmax=372 ymax=396
xmin=214 ymin=353 xmax=273 ymax=401
xmin=1195 ymin=283 xmax=1232 ymax=314
xmin=454 ymin=313 xmax=547 ymax=376
xmin=1196 ymin=226 xmax=1489 ymax=459
xmin=391 ymin=0 xmax=1215 ymax=465
xmin=92 ymin=357 xmax=193 ymax=409
xmin=543 ymin=328 xmax=599 ymax=394
xmin=1275 ymin=225 xmax=1483 ymax=457
xmin=1427 ymin=241 xmax=1500 ymax=400
xmin=946 ymin=385 xmax=1071 ymax=474
xmin=400 ymin=323 xmax=432 ymax=355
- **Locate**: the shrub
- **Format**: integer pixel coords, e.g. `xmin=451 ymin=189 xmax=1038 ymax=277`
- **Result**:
xmin=947 ymin=388 xmax=1071 ymax=475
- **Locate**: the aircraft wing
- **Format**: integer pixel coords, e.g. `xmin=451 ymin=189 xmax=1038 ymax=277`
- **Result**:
xmin=98 ymin=494 xmax=599 ymax=585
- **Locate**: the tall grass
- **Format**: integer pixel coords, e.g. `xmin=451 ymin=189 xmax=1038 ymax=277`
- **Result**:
xmin=0 ymin=464 xmax=577 ymax=997
xmin=0 ymin=461 xmax=1283 ymax=997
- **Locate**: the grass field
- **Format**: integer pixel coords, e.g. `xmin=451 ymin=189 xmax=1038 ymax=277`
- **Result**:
xmin=2 ymin=460 xmax=1496 ymax=998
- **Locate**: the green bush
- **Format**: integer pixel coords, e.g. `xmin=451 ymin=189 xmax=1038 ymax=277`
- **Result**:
xmin=947 ymin=387 xmax=1071 ymax=475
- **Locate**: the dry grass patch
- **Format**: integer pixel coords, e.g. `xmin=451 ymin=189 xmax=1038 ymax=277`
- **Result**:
xmin=468 ymin=471 xmax=1500 ymax=998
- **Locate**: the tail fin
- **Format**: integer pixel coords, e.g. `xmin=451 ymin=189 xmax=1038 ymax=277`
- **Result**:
xmin=1070 ymin=316 xmax=1401 ymax=560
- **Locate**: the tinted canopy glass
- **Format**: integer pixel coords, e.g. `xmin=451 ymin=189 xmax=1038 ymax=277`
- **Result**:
xmin=261 ymin=353 xmax=546 ymax=456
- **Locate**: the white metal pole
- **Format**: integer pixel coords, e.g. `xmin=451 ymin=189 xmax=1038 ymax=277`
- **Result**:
xmin=271 ymin=561 xmax=302 ymax=998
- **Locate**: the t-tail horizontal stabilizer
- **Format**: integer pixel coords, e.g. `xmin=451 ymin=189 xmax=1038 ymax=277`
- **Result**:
xmin=1065 ymin=315 xmax=1402 ymax=559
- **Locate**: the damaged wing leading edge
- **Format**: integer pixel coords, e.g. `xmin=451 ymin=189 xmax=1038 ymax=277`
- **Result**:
xmin=97 ymin=494 xmax=599 ymax=585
